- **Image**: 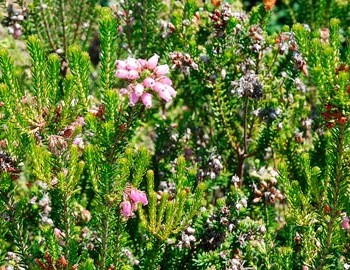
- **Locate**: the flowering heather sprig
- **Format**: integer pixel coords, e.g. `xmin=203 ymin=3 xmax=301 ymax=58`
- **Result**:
xmin=342 ymin=216 xmax=349 ymax=231
xmin=249 ymin=25 xmax=265 ymax=53
xmin=0 ymin=150 xmax=20 ymax=178
xmin=231 ymin=73 xmax=263 ymax=99
xmin=169 ymin=51 xmax=198 ymax=75
xmin=2 ymin=3 xmax=29 ymax=39
xmin=275 ymin=32 xmax=308 ymax=75
xmin=120 ymin=185 xmax=148 ymax=219
xmin=209 ymin=4 xmax=233 ymax=36
xmin=115 ymin=54 xmax=176 ymax=108
xmin=321 ymin=103 xmax=348 ymax=128
xmin=250 ymin=166 xmax=285 ymax=204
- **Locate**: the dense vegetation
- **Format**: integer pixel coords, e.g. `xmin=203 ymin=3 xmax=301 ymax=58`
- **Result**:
xmin=0 ymin=0 xmax=349 ymax=269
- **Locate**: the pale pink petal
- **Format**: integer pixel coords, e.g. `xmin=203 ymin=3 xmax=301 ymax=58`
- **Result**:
xmin=127 ymin=70 xmax=140 ymax=80
xmin=75 ymin=116 xmax=85 ymax=126
xmin=134 ymin=84 xmax=144 ymax=96
xmin=138 ymin=59 xmax=148 ymax=69
xmin=115 ymin=69 xmax=129 ymax=79
xmin=141 ymin=93 xmax=153 ymax=108
xmin=342 ymin=217 xmax=349 ymax=230
xmin=13 ymin=28 xmax=22 ymax=39
xmin=54 ymin=228 xmax=62 ymax=237
xmin=115 ymin=60 xmax=127 ymax=69
xmin=158 ymin=88 xmax=172 ymax=102
xmin=119 ymin=88 xmax=129 ymax=95
xmin=125 ymin=58 xmax=140 ymax=70
xmin=138 ymin=191 xmax=148 ymax=205
xmin=147 ymin=54 xmax=160 ymax=70
xmin=73 ymin=136 xmax=83 ymax=146
xmin=129 ymin=189 xmax=141 ymax=203
xmin=152 ymin=82 xmax=165 ymax=93
xmin=129 ymin=92 xmax=140 ymax=106
xmin=154 ymin=64 xmax=169 ymax=76
xmin=143 ymin=77 xmax=156 ymax=88
xmin=130 ymin=189 xmax=148 ymax=205
xmin=163 ymin=84 xmax=176 ymax=97
xmin=158 ymin=76 xmax=173 ymax=86
xmin=120 ymin=201 xmax=132 ymax=218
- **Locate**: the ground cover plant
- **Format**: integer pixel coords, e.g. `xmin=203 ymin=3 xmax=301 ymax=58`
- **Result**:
xmin=0 ymin=0 xmax=349 ymax=269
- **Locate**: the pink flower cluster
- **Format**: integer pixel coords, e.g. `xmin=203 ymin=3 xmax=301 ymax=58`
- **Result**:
xmin=115 ymin=54 xmax=176 ymax=108
xmin=120 ymin=185 xmax=148 ymax=219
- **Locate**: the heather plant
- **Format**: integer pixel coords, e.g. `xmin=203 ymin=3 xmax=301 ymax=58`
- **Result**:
xmin=0 ymin=1 xmax=350 ymax=270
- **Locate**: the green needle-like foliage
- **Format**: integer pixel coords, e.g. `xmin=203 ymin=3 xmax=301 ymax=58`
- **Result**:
xmin=1 ymin=1 xmax=350 ymax=269
xmin=28 ymin=0 xmax=100 ymax=56
xmin=139 ymin=158 xmax=205 ymax=242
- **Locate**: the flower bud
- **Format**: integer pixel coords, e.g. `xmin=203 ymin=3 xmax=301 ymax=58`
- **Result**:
xmin=125 ymin=58 xmax=140 ymax=70
xmin=342 ymin=216 xmax=349 ymax=230
xmin=143 ymin=77 xmax=156 ymax=88
xmin=147 ymin=54 xmax=160 ymax=70
xmin=120 ymin=201 xmax=132 ymax=218
xmin=115 ymin=60 xmax=127 ymax=69
xmin=158 ymin=89 xmax=172 ymax=102
xmin=115 ymin=69 xmax=129 ymax=79
xmin=163 ymin=84 xmax=176 ymax=97
xmin=155 ymin=64 xmax=170 ymax=76
xmin=127 ymin=70 xmax=140 ymax=80
xmin=134 ymin=84 xmax=144 ymax=96
xmin=129 ymin=92 xmax=140 ymax=106
xmin=141 ymin=93 xmax=153 ymax=108
xmin=81 ymin=209 xmax=92 ymax=223
xmin=120 ymin=88 xmax=129 ymax=95
xmin=130 ymin=189 xmax=148 ymax=205
xmin=158 ymin=76 xmax=173 ymax=86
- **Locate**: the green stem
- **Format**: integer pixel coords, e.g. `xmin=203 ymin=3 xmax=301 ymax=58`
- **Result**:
xmin=213 ymin=85 xmax=239 ymax=156
xmin=72 ymin=1 xmax=84 ymax=44
xmin=39 ymin=0 xmax=57 ymax=51
xmin=15 ymin=215 xmax=31 ymax=269
xmin=59 ymin=0 xmax=68 ymax=58
xmin=100 ymin=210 xmax=110 ymax=270
xmin=63 ymin=192 xmax=71 ymax=263
xmin=317 ymin=126 xmax=345 ymax=270
xmin=266 ymin=50 xmax=279 ymax=76
xmin=145 ymin=238 xmax=163 ymax=270
xmin=243 ymin=96 xmax=249 ymax=154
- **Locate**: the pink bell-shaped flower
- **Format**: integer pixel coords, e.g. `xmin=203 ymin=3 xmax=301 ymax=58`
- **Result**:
xmin=120 ymin=201 xmax=133 ymax=218
xmin=342 ymin=216 xmax=349 ymax=230
xmin=138 ymin=191 xmax=148 ymax=206
xmin=153 ymin=82 xmax=165 ymax=93
xmin=163 ymin=84 xmax=176 ymax=97
xmin=130 ymin=189 xmax=148 ymax=205
xmin=119 ymin=88 xmax=129 ymax=95
xmin=141 ymin=93 xmax=153 ymax=108
xmin=115 ymin=60 xmax=127 ymax=69
xmin=154 ymin=64 xmax=170 ymax=76
xmin=134 ymin=83 xmax=144 ymax=96
xmin=158 ymin=88 xmax=172 ymax=102
xmin=138 ymin=59 xmax=148 ymax=69
xmin=143 ymin=77 xmax=156 ymax=88
xmin=115 ymin=69 xmax=129 ymax=79
xmin=125 ymin=58 xmax=140 ymax=70
xmin=73 ymin=136 xmax=84 ymax=149
xmin=158 ymin=76 xmax=173 ymax=86
xmin=129 ymin=92 xmax=140 ymax=106
xmin=127 ymin=70 xmax=140 ymax=80
xmin=147 ymin=54 xmax=160 ymax=70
